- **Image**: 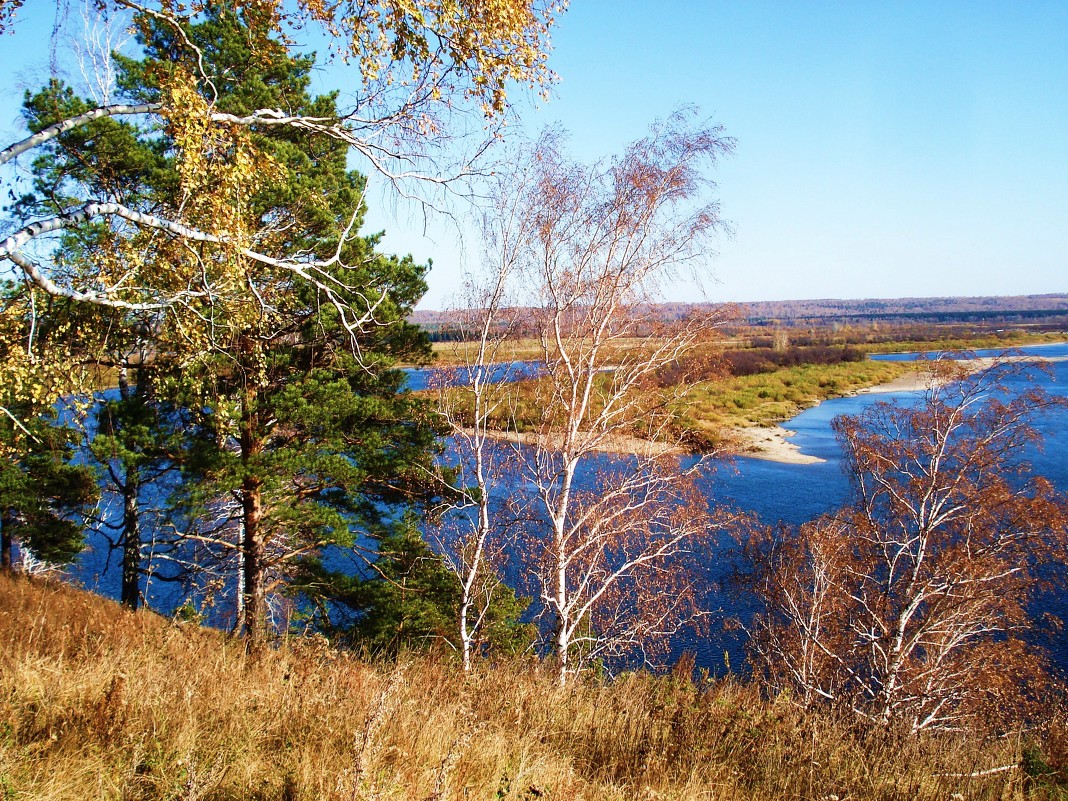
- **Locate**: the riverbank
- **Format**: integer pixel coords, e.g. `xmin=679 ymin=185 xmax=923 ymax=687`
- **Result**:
xmin=450 ymin=346 xmax=1068 ymax=464
xmin=728 ymin=367 xmax=939 ymax=463
xmin=472 ymin=366 xmax=945 ymax=464
xmin=731 ymin=348 xmax=1068 ymax=463
xmin=728 ymin=424 xmax=823 ymax=464
xmin=461 ymin=427 xmax=686 ymax=458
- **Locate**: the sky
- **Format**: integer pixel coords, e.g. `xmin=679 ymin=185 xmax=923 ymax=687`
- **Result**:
xmin=2 ymin=1 xmax=1067 ymax=310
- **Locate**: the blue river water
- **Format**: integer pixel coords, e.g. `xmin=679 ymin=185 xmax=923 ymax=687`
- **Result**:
xmin=712 ymin=342 xmax=1068 ymax=525
xmin=401 ymin=360 xmax=543 ymax=392
xmin=63 ymin=343 xmax=1068 ymax=672
xmin=685 ymin=342 xmax=1068 ymax=672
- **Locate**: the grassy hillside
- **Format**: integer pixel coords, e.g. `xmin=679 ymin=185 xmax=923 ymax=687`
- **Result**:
xmin=2 ymin=573 xmax=1065 ymax=800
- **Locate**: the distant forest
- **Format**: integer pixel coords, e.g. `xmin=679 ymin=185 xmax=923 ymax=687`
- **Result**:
xmin=412 ymin=293 xmax=1068 ymax=335
xmin=735 ymin=293 xmax=1068 ymax=326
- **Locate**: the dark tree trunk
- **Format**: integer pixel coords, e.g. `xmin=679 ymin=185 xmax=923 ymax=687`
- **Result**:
xmin=239 ymin=347 xmax=267 ymax=645
xmin=117 ymin=365 xmax=142 ymax=610
xmin=120 ymin=471 xmax=141 ymax=609
xmin=1 ymin=510 xmax=12 ymax=572
xmin=241 ymin=477 xmax=266 ymax=644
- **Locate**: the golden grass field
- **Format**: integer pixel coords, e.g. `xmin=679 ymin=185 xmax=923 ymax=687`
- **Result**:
xmin=3 ymin=573 xmax=1065 ymax=800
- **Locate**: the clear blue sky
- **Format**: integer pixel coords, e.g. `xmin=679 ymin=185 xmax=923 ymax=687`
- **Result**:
xmin=3 ymin=1 xmax=1067 ymax=310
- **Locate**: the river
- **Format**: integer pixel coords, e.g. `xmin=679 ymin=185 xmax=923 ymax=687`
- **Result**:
xmin=685 ymin=342 xmax=1068 ymax=672
xmin=65 ymin=342 xmax=1068 ymax=672
xmin=710 ymin=341 xmax=1068 ymax=524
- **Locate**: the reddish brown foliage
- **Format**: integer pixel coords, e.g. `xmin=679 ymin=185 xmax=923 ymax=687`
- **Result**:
xmin=748 ymin=359 xmax=1068 ymax=732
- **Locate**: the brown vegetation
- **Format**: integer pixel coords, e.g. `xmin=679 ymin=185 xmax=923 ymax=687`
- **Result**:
xmin=6 ymin=572 xmax=1068 ymax=800
xmin=430 ymin=114 xmax=739 ymax=684
xmin=721 ymin=344 xmax=865 ymax=377
xmin=747 ymin=360 xmax=1068 ymax=734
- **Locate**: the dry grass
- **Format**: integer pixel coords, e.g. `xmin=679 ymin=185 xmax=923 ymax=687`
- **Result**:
xmin=1 ymin=573 xmax=1062 ymax=800
xmin=430 ymin=338 xmax=547 ymax=366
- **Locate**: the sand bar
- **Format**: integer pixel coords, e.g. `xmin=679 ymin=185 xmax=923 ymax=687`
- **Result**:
xmin=460 ymin=428 xmax=684 ymax=459
xmin=728 ymin=425 xmax=824 ymax=465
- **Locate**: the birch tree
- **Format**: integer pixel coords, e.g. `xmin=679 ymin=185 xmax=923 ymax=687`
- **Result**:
xmin=480 ymin=113 xmax=735 ymax=682
xmin=0 ymin=0 xmax=563 ymax=409
xmin=748 ymin=359 xmax=1068 ymax=732
xmin=429 ymin=213 xmax=531 ymax=670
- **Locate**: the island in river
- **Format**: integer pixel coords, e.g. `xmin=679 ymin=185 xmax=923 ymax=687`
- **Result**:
xmin=734 ymin=344 xmax=1068 ymax=464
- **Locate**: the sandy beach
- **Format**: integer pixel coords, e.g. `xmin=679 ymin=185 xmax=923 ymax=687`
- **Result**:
xmin=726 ymin=367 xmax=941 ymax=464
xmin=854 ymin=371 xmax=937 ymax=394
xmin=728 ymin=425 xmax=825 ymax=464
xmin=730 ymin=366 xmax=956 ymax=463
xmin=460 ymin=428 xmax=685 ymax=459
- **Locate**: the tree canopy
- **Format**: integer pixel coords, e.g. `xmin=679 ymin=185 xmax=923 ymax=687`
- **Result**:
xmin=748 ymin=359 xmax=1068 ymax=732
xmin=0 ymin=0 xmax=563 ymax=410
xmin=2 ymin=5 xmax=454 ymax=645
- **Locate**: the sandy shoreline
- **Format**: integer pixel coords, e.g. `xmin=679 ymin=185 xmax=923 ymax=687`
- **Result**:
xmin=727 ymin=368 xmax=941 ymax=464
xmin=459 ymin=428 xmax=685 ymax=458
xmin=728 ymin=426 xmax=824 ymax=464
xmin=465 ymin=349 xmax=1068 ymax=465
xmin=732 ymin=351 xmax=1068 ymax=464
xmin=467 ymin=369 xmax=947 ymax=465
xmin=731 ymin=366 xmax=958 ymax=464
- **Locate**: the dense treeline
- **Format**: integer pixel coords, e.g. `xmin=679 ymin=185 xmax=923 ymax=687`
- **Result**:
xmin=723 ymin=344 xmax=865 ymax=376
xmin=411 ymin=294 xmax=1068 ymax=333
xmin=748 ymin=308 xmax=1068 ymax=327
xmin=0 ymin=3 xmax=543 ymax=657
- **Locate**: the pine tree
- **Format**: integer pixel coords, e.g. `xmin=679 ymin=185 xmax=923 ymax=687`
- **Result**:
xmin=90 ymin=363 xmax=191 ymax=610
xmin=14 ymin=8 xmax=447 ymax=643
xmin=120 ymin=8 xmax=446 ymax=643
xmin=308 ymin=515 xmax=534 ymax=658
xmin=0 ymin=410 xmax=98 ymax=571
xmin=16 ymin=76 xmax=184 ymax=605
xmin=0 ymin=284 xmax=100 ymax=572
